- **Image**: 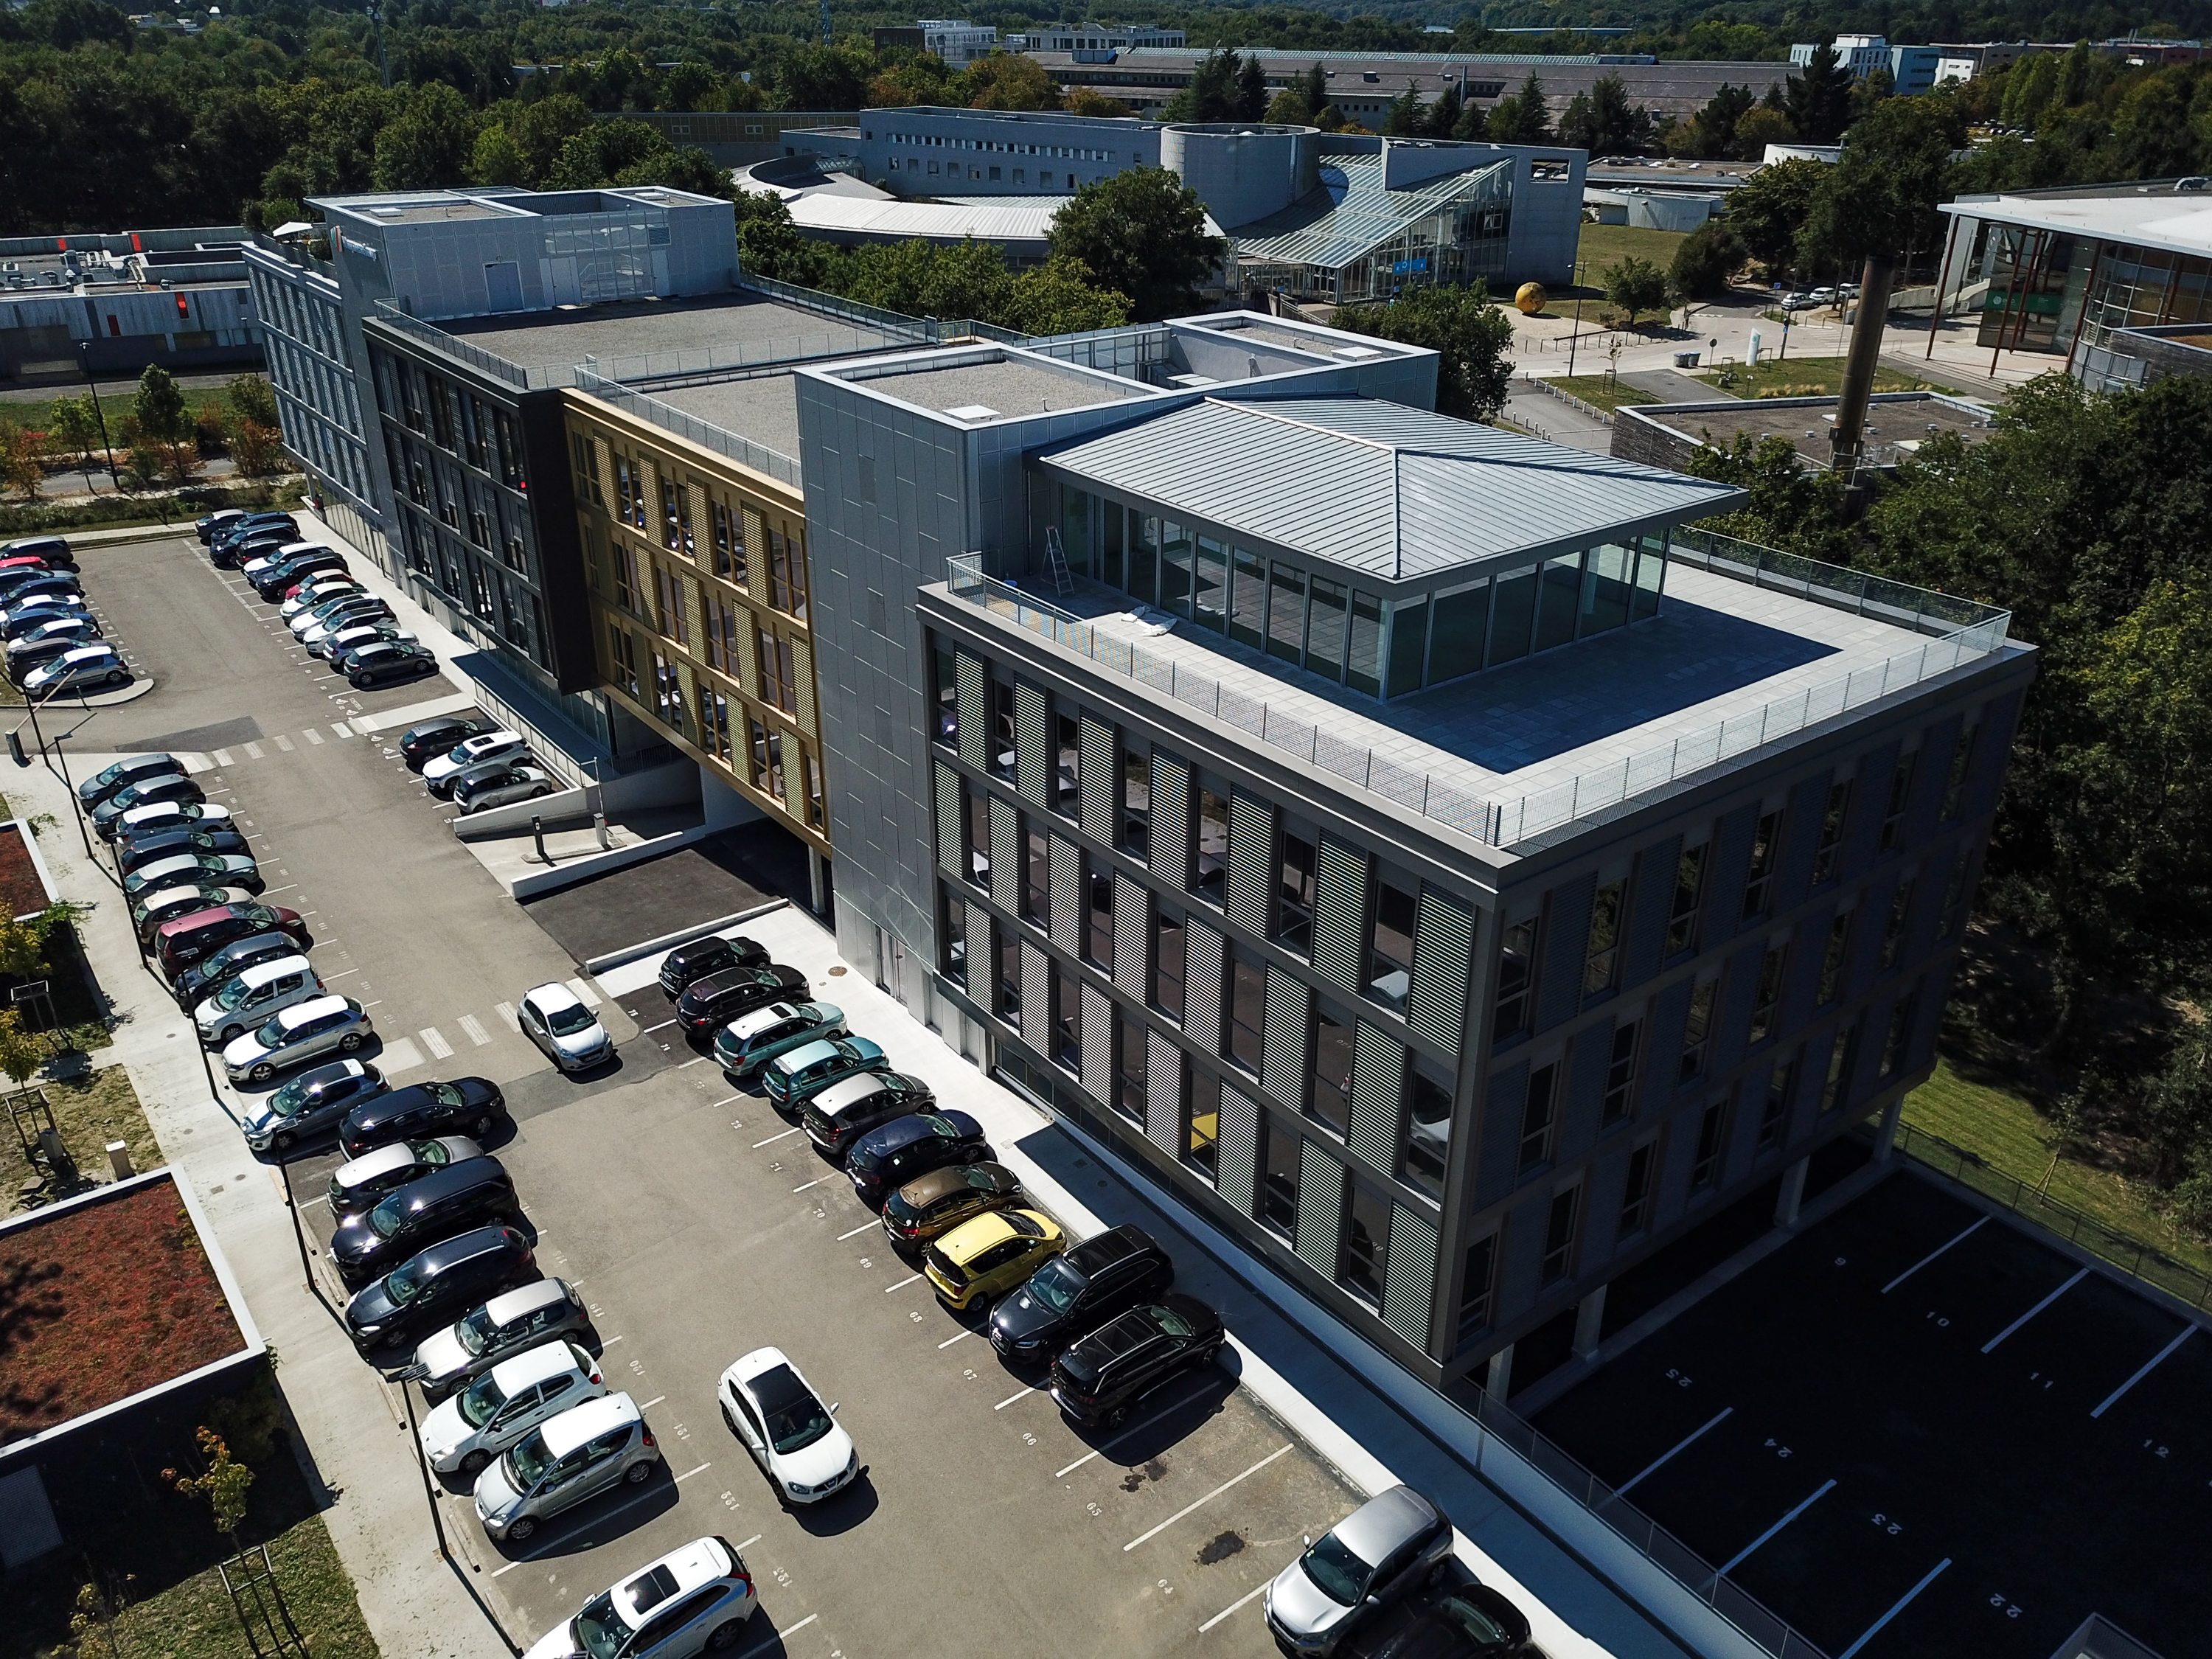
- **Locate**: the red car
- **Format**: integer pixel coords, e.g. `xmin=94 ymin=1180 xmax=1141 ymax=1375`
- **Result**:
xmin=154 ymin=901 xmax=310 ymax=975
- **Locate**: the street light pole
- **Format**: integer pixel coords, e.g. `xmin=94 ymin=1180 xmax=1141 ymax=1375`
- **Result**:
xmin=49 ymin=733 xmax=94 ymax=864
xmin=75 ymin=344 xmax=122 ymax=493
xmin=1568 ymin=259 xmax=1585 ymax=378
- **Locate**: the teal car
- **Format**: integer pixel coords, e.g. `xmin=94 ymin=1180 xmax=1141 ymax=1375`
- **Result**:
xmin=765 ymin=1036 xmax=890 ymax=1110
xmin=712 ymin=1001 xmax=846 ymax=1080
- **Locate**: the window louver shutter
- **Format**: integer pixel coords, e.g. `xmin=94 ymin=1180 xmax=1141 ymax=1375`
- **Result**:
xmin=1313 ymin=838 xmax=1370 ymax=994
xmin=956 ymin=650 xmax=987 ymax=772
xmin=1217 ymin=1081 xmax=1259 ymax=1214
xmin=1347 ymin=1021 xmax=1407 ymax=1178
xmin=1080 ymin=983 xmax=1112 ymax=1104
xmin=1146 ymin=1029 xmax=1183 ymax=1155
xmin=1225 ymin=795 xmax=1274 ymax=936
xmin=1183 ymin=918 xmax=1224 ymax=1052
xmin=1150 ymin=753 xmax=1192 ymax=884
xmin=789 ymin=636 xmax=816 ymax=736
xmin=934 ymin=765 xmax=962 ymax=879
xmin=1049 ymin=835 xmax=1081 ymax=951
xmin=1014 ymin=681 xmax=1050 ymax=807
xmin=1113 ymin=874 xmax=1148 ymax=997
xmin=1078 ymin=715 xmax=1115 ymax=842
xmin=989 ymin=796 xmax=1020 ymax=917
xmin=1020 ymin=941 xmax=1049 ymax=1054
xmin=1381 ymin=1204 xmax=1439 ymax=1350
xmin=1261 ymin=968 xmax=1310 ymax=1111
xmin=732 ymin=611 xmax=758 ymax=704
xmin=1408 ymin=888 xmax=1475 ymax=1050
xmin=1295 ymin=1141 xmax=1346 ymax=1277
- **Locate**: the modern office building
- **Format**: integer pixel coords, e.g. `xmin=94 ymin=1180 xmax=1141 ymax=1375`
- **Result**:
xmin=871 ymin=20 xmax=999 ymax=65
xmin=779 ymin=324 xmax=2031 ymax=1408
xmin=1792 ymin=34 xmax=1947 ymax=93
xmin=1008 ymin=21 xmax=1188 ymax=55
xmin=1931 ymin=179 xmax=2212 ymax=389
xmin=0 ymin=224 xmax=260 ymax=386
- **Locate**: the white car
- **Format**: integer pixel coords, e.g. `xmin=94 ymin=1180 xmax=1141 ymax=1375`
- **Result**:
xmin=280 ymin=578 xmax=362 ymax=621
xmin=524 ymin=1536 xmax=757 ymax=1659
xmin=241 ymin=539 xmax=325 ymax=580
xmin=518 ymin=982 xmax=613 ymax=1073
xmin=24 ymin=644 xmax=127 ymax=695
xmin=194 ymin=954 xmax=321 ymax=1046
xmin=716 ymin=1346 xmax=858 ymax=1505
xmin=108 ymin=799 xmax=233 ymax=843
xmin=316 ymin=622 xmax=413 ymax=661
xmin=425 ymin=731 xmax=526 ymax=794
xmin=473 ymin=1391 xmax=660 ymax=1542
xmin=454 ymin=763 xmax=555 ymax=815
xmin=419 ymin=1338 xmax=605 ymax=1475
xmin=223 ymin=995 xmax=373 ymax=1083
xmin=288 ymin=591 xmax=376 ymax=636
xmin=299 ymin=604 xmax=394 ymax=648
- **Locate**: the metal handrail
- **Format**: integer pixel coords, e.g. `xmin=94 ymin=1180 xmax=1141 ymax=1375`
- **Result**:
xmin=577 ymin=369 xmax=799 ymax=487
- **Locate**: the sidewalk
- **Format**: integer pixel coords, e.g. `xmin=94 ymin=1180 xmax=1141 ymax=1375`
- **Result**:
xmin=7 ymin=750 xmax=512 ymax=1659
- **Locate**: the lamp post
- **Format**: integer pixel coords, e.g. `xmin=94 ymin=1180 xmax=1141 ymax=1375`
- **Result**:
xmin=49 ymin=733 xmax=94 ymax=865
xmin=74 ymin=344 xmax=122 ymax=493
xmin=1568 ymin=259 xmax=1586 ymax=378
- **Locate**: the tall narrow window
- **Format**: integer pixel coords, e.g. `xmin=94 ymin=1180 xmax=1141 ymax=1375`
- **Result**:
xmin=1119 ymin=748 xmax=1151 ymax=860
xmin=1367 ymin=877 xmax=1417 ymax=1013
xmin=1881 ymin=989 xmax=1919 ymax=1077
xmin=1493 ymin=917 xmax=1537 ymax=1041
xmin=1194 ymin=788 xmax=1229 ymax=905
xmin=1583 ymin=878 xmax=1626 ymax=996
xmin=1518 ymin=1062 xmax=1558 ymax=1172
xmin=1666 ymin=844 xmax=1707 ymax=956
xmin=1186 ymin=1070 xmax=1219 ymax=1178
xmin=1812 ymin=782 xmax=1850 ymax=886
xmin=1821 ymin=1020 xmax=1860 ymax=1113
xmin=1881 ymin=876 xmax=1915 ymax=970
xmin=1023 ymin=823 xmax=1048 ymax=927
xmin=1540 ymin=1188 xmax=1579 ymax=1284
xmin=1618 ymin=1143 xmax=1655 ymax=1237
xmin=997 ymin=922 xmax=1021 ymax=1023
xmin=1276 ymin=832 xmax=1317 ymax=956
xmin=1679 ymin=979 xmax=1717 ymax=1082
xmin=1115 ymin=1009 xmax=1147 ymax=1125
xmin=964 ymin=790 xmax=989 ymax=888
xmin=1940 ymin=850 xmax=1972 ymax=937
xmin=991 ymin=679 xmax=1015 ymax=779
xmin=932 ymin=644 xmax=957 ymax=747
xmin=1152 ymin=911 xmax=1186 ymax=1021
xmin=1226 ymin=958 xmax=1264 ymax=1074
xmin=1742 ymin=810 xmax=1783 ymax=919
xmin=1601 ymin=1020 xmax=1640 ymax=1123
xmin=1818 ymin=909 xmax=1851 ymax=1004
xmin=1942 ymin=726 xmax=1976 ymax=821
xmin=1260 ymin=1121 xmax=1299 ymax=1237
xmin=1457 ymin=1234 xmax=1497 ymax=1346
xmin=710 ymin=500 xmax=740 ymax=581
xmin=1340 ymin=1185 xmax=1388 ymax=1306
xmin=1747 ymin=943 xmax=1789 ymax=1046
xmin=940 ymin=889 xmax=969 ymax=986
xmin=1689 ymin=1101 xmax=1728 ymax=1192
xmin=1054 ymin=710 xmax=1079 ymax=815
xmin=1310 ymin=1007 xmax=1351 ymax=1135
xmin=1880 ymin=753 xmax=1917 ymax=852
xmin=1085 ymin=866 xmax=1113 ymax=967
xmin=1405 ymin=1070 xmax=1450 ymax=1197
xmin=1759 ymin=1049 xmax=1798 ymax=1150
xmin=804 ymin=752 xmax=825 ymax=830
xmin=1052 ymin=961 xmax=1082 ymax=1072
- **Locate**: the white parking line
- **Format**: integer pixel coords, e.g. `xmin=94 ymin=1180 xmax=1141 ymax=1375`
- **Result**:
xmin=212 ymin=748 xmax=233 ymax=765
xmin=884 ymin=1272 xmax=922 ymax=1294
xmin=244 ymin=742 xmax=264 ymax=759
xmin=566 ymin=977 xmax=601 ymax=1008
xmin=2093 ymin=1325 xmax=2194 ymax=1418
xmin=333 ymin=723 xmax=353 ymax=738
xmin=1124 ymin=1446 xmax=1293 ymax=1552
xmin=752 ymin=1127 xmax=802 ymax=1147
xmin=458 ymin=1014 xmax=492 ymax=1046
xmin=793 ymin=1178 xmax=824 ymax=1192
xmin=639 ymin=1395 xmax=666 ymax=1410
xmin=994 ymin=1386 xmax=1036 ymax=1411
xmin=419 ymin=1026 xmax=454 ymax=1060
xmin=303 ymin=729 xmax=324 ymax=745
xmin=490 ymin=1559 xmax=528 ymax=1577
xmin=734 ymin=1615 xmax=815 ymax=1658
xmin=1198 ymin=1581 xmax=1271 ymax=1635
xmin=274 ymin=734 xmax=294 ymax=751
xmin=939 ymin=1329 xmax=973 ymax=1349
xmin=1882 ymin=1216 xmax=1988 ymax=1293
xmin=838 ymin=1222 xmax=877 ymax=1241
xmin=1837 ymin=1559 xmax=1951 ymax=1658
xmin=1982 ymin=1266 xmax=2089 ymax=1353
xmin=1716 ymin=1479 xmax=1836 ymax=1579
xmin=734 ymin=1533 xmax=762 ymax=1551
xmin=494 ymin=1001 xmax=518 ymax=1029
xmin=1615 ymin=1408 xmax=1733 ymax=1498
xmin=674 ymin=1463 xmax=713 ymax=1482
xmin=641 ymin=1018 xmax=679 ymax=1035
xmin=1051 ymin=1380 xmax=1223 ymax=1478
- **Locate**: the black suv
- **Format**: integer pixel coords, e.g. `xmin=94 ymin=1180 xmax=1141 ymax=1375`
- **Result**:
xmin=1048 ymin=1295 xmax=1223 ymax=1428
xmin=658 ymin=933 xmax=771 ymax=997
xmin=329 ymin=1157 xmax=522 ymax=1290
xmin=675 ymin=964 xmax=808 ymax=1039
xmin=989 ymin=1225 xmax=1174 ymax=1361
xmin=400 ymin=716 xmax=493 ymax=768
xmin=846 ymin=1110 xmax=990 ymax=1204
xmin=343 ymin=1224 xmax=538 ymax=1355
xmin=339 ymin=1077 xmax=507 ymax=1157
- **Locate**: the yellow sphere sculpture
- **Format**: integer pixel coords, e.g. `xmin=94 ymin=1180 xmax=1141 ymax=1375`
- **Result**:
xmin=1514 ymin=282 xmax=1548 ymax=315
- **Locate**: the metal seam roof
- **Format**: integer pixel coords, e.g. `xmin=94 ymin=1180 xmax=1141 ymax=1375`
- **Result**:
xmin=1231 ymin=156 xmax=1506 ymax=270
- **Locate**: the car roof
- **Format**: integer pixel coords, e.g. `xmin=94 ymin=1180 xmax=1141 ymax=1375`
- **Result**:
xmin=524 ymin=981 xmax=582 ymax=1013
xmin=481 ymin=1277 xmax=571 ymax=1324
xmin=230 ymin=955 xmax=312 ymax=988
xmin=773 ymin=1038 xmax=842 ymax=1074
xmin=616 ymin=1537 xmax=734 ymax=1620
xmin=937 ymin=1208 xmax=1024 ymax=1262
xmin=1333 ymin=1486 xmax=1442 ymax=1562
xmin=1066 ymin=1225 xmax=1152 ymax=1276
xmin=728 ymin=1343 xmax=799 ymax=1388
xmin=415 ymin=1224 xmax=524 ymax=1273
xmin=728 ymin=1001 xmax=799 ymax=1037
xmin=333 ymin=1141 xmax=418 ymax=1185
xmin=275 ymin=995 xmax=352 ymax=1029
xmin=385 ymin=1155 xmax=507 ymax=1207
xmin=535 ymin=1390 xmax=639 ymax=1457
xmin=484 ymin=1335 xmax=588 ymax=1394
xmin=813 ymin=1072 xmax=889 ymax=1113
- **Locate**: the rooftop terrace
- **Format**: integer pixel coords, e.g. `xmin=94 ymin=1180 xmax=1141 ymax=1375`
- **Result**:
xmin=828 ymin=348 xmax=1153 ymax=422
xmin=940 ymin=530 xmax=2017 ymax=852
xmin=434 ymin=291 xmax=910 ymax=383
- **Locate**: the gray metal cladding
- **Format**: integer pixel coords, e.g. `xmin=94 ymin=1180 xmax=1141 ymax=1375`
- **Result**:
xmin=989 ymin=796 xmax=1020 ymax=917
xmin=956 ymin=649 xmax=987 ymax=772
xmin=1648 ymin=975 xmax=1694 ymax=1099
xmin=1260 ymin=968 xmax=1312 ymax=1112
xmin=1347 ymin=1020 xmax=1407 ymax=1178
xmin=1843 ymin=742 xmax=1896 ymax=877
xmin=1049 ymin=835 xmax=1082 ymax=950
xmin=1559 ymin=1020 xmax=1615 ymax=1166
xmin=1020 ymin=940 xmax=1050 ymax=1054
xmin=1536 ymin=872 xmax=1593 ymax=1032
xmin=1217 ymin=1080 xmax=1259 ymax=1214
xmin=1312 ymin=838 xmax=1370 ymax=995
xmin=1014 ymin=681 xmax=1051 ymax=807
xmin=1145 ymin=1029 xmax=1183 ymax=1155
xmin=1184 ymin=917 xmax=1225 ymax=1053
xmin=1078 ymin=714 xmax=1115 ymax=843
xmin=1381 ymin=1204 xmax=1438 ymax=1351
xmin=1474 ymin=1060 xmax=1528 ymax=1209
xmin=1225 ymin=795 xmax=1276 ymax=938
xmin=1151 ymin=752 xmax=1192 ymax=888
xmin=1623 ymin=835 xmax=1679 ymax=989
xmin=1708 ymin=804 xmax=1756 ymax=935
xmin=1080 ymin=981 xmax=1113 ymax=1106
xmin=933 ymin=762 xmax=962 ymax=879
xmin=1777 ymin=773 xmax=1829 ymax=913
xmin=1295 ymin=1140 xmax=1347 ymax=1277
xmin=1408 ymin=886 xmax=1475 ymax=1051
xmin=1113 ymin=873 xmax=1150 ymax=997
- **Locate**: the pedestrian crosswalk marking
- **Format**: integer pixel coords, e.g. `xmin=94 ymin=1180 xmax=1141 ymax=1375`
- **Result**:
xmin=493 ymin=1001 xmax=518 ymax=1029
xmin=419 ymin=1026 xmax=454 ymax=1059
xmin=212 ymin=748 xmax=233 ymax=766
xmin=244 ymin=742 xmax=264 ymax=759
xmin=459 ymin=1014 xmax=492 ymax=1046
xmin=565 ymin=977 xmax=601 ymax=1009
xmin=274 ymin=734 xmax=294 ymax=751
xmin=304 ymin=729 xmax=324 ymax=745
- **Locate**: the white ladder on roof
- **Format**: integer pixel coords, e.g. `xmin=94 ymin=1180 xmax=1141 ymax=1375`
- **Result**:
xmin=1043 ymin=528 xmax=1075 ymax=599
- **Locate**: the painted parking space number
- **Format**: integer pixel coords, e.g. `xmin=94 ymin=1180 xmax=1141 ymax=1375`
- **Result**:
xmin=1989 ymin=1594 xmax=2023 ymax=1618
xmin=1764 ymin=1438 xmax=1794 ymax=1458
xmin=1664 ymin=1368 xmax=1694 ymax=1388
xmin=1871 ymin=1513 xmax=1903 ymax=1535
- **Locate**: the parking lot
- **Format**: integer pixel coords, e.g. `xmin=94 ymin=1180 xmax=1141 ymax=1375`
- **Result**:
xmin=82 ymin=532 xmax=1384 ymax=1659
xmin=1532 ymin=1170 xmax=2208 ymax=1659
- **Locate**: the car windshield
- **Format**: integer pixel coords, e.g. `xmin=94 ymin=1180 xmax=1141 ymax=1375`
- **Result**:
xmin=1439 ymin=1596 xmax=1510 ymax=1644
xmin=1299 ymin=1531 xmax=1378 ymax=1607
xmin=456 ymin=1306 xmax=495 ymax=1356
xmin=264 ymin=1077 xmax=316 ymax=1118
xmin=252 ymin=1014 xmax=289 ymax=1047
xmin=545 ymin=1005 xmax=597 ymax=1036
xmin=366 ymin=1194 xmax=408 ymax=1239
xmin=212 ymin=975 xmax=257 ymax=1009
xmin=1027 ymin=1257 xmax=1085 ymax=1312
xmin=752 ymin=1365 xmax=834 ymax=1454
xmin=384 ymin=1262 xmax=423 ymax=1304
xmin=429 ymin=1082 xmax=463 ymax=1107
xmin=1153 ymin=1305 xmax=1195 ymax=1339
xmin=569 ymin=1594 xmax=633 ymax=1659
xmin=507 ymin=1432 xmax=560 ymax=1489
xmin=417 ymin=1141 xmax=453 ymax=1169
xmin=456 ymin=1369 xmax=510 ymax=1430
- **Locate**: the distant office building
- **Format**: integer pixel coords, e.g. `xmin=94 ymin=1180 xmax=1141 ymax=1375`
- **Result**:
xmin=1792 ymin=35 xmax=1948 ymax=94
xmin=0 ymin=225 xmax=260 ymax=386
xmin=873 ymin=19 xmax=998 ymax=65
xmin=1792 ymin=34 xmax=1894 ymax=77
xmin=1009 ymin=21 xmax=1188 ymax=58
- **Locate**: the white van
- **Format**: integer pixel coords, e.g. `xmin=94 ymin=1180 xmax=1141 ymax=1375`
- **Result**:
xmin=195 ymin=955 xmax=323 ymax=1046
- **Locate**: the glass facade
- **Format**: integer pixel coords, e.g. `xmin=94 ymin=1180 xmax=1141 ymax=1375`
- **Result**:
xmin=1053 ymin=484 xmax=1668 ymax=700
xmin=1237 ymin=158 xmax=1514 ymax=306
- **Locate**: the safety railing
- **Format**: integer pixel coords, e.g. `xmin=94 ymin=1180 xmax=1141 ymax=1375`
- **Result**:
xmin=943 ymin=549 xmax=2014 ymax=851
xmin=737 ymin=275 xmax=1026 ymax=347
xmin=581 ymin=324 xmax=918 ymax=384
xmin=371 ymin=303 xmax=546 ymax=389
xmin=576 ymin=369 xmax=799 ymax=487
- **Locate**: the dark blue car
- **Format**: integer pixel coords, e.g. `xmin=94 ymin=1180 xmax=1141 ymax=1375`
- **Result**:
xmin=846 ymin=1109 xmax=990 ymax=1204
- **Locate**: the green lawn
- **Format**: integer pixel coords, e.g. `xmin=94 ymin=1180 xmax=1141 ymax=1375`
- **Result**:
xmin=1902 ymin=1057 xmax=2212 ymax=1281
xmin=1 ymin=389 xmax=232 ymax=439
xmin=1565 ymin=223 xmax=1690 ymax=296
xmin=1545 ymin=375 xmax=1660 ymax=414
xmin=1694 ymin=355 xmax=1954 ymax=400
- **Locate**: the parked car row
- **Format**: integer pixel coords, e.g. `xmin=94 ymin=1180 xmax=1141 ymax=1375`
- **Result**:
xmin=208 ymin=512 xmax=439 ymax=689
xmin=397 ymin=717 xmax=560 ymax=816
xmin=0 ymin=540 xmax=128 ymax=694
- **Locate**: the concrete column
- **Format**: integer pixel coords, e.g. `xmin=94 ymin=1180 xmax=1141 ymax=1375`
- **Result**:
xmin=1874 ymin=1093 xmax=1906 ymax=1163
xmin=1571 ymin=1286 xmax=1607 ymax=1360
xmin=807 ymin=847 xmax=827 ymax=915
xmin=1484 ymin=1343 xmax=1514 ymax=1402
xmin=1774 ymin=1155 xmax=1810 ymax=1228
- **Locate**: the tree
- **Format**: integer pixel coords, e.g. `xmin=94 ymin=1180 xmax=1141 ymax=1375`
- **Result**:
xmin=371 ymin=83 xmax=471 ymax=192
xmin=132 ymin=366 xmax=189 ymax=445
xmin=1798 ymin=94 xmax=1967 ymax=273
xmin=776 ymin=43 xmax=876 ymax=112
xmin=959 ymin=52 xmax=1062 ymax=111
xmin=1450 ymin=99 xmax=1488 ymax=142
xmin=1671 ymin=220 xmax=1744 ymax=299
xmin=1604 ymin=256 xmax=1669 ymax=326
xmin=1065 ymin=87 xmax=1130 ymax=119
xmin=1335 ymin=283 xmax=1515 ymax=422
xmin=2112 ymin=70 xmax=2201 ymax=178
xmin=1425 ymin=84 xmax=1464 ymax=140
xmin=1726 ymin=156 xmax=1827 ymax=275
xmin=1680 ymin=431 xmax=1854 ymax=563
xmin=226 ymin=375 xmax=277 ymax=431
xmin=1048 ymin=167 xmax=1227 ymax=322
xmin=549 ymin=121 xmax=665 ymax=189
xmin=232 ymin=421 xmax=285 ymax=478
xmin=1237 ymin=54 xmax=1269 ymax=122
xmin=46 ymin=395 xmax=98 ymax=487
xmin=613 ymin=145 xmax=733 ymax=201
xmin=1265 ymin=63 xmax=1328 ymax=125
xmin=507 ymin=94 xmax=594 ymax=186
xmin=1485 ymin=74 xmax=1552 ymax=145
xmin=1161 ymin=47 xmax=1246 ymax=124
xmin=0 ymin=422 xmax=38 ymax=501
xmin=1666 ymin=83 xmax=1756 ymax=159
xmin=468 ymin=125 xmax=530 ymax=188
xmin=167 ymin=1427 xmax=255 ymax=1543
xmin=1784 ymin=43 xmax=1853 ymax=144
xmin=1559 ymin=72 xmax=1644 ymax=156
xmin=1731 ymin=105 xmax=1796 ymax=159
xmin=1383 ymin=91 xmax=1427 ymax=136
xmin=1001 ymin=255 xmax=1131 ymax=335
xmin=0 ymin=1009 xmax=43 ymax=1090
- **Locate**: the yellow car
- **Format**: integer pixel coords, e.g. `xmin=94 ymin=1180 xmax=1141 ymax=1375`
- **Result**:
xmin=924 ymin=1208 xmax=1065 ymax=1312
